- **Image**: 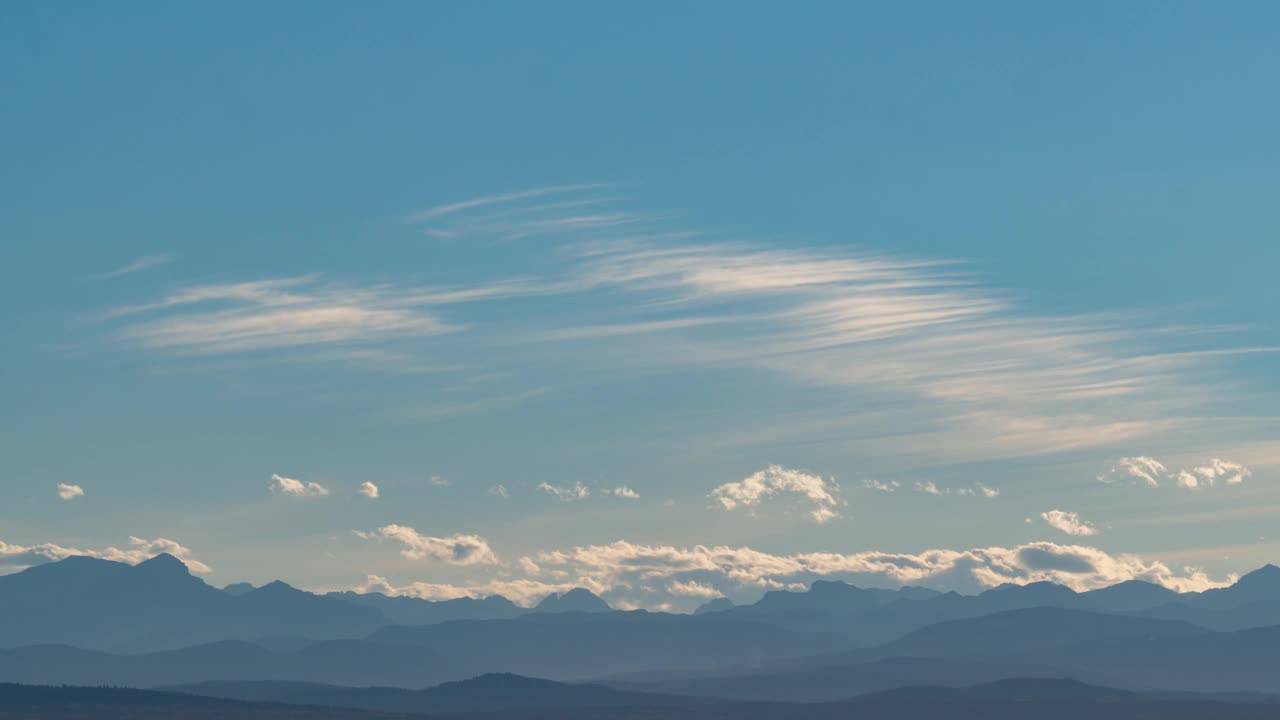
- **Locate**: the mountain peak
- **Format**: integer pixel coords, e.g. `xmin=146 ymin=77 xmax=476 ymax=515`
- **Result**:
xmin=134 ymin=553 xmax=191 ymax=576
xmin=535 ymin=588 xmax=611 ymax=613
xmin=1233 ymin=564 xmax=1280 ymax=591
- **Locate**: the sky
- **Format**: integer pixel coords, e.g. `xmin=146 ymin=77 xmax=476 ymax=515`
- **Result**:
xmin=3 ymin=1 xmax=1279 ymax=611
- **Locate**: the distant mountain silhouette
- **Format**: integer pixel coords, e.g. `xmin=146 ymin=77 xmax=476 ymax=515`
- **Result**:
xmin=1083 ymin=580 xmax=1182 ymax=612
xmin=693 ymin=598 xmax=734 ymax=614
xmin=329 ymin=590 xmax=524 ymax=625
xmin=367 ymin=610 xmax=846 ymax=679
xmin=222 ymin=583 xmax=256 ymax=596
xmin=874 ymin=607 xmax=1205 ymax=659
xmin=0 ymin=638 xmax=453 ymax=687
xmin=855 ymin=677 xmax=1139 ymax=703
xmin=173 ymin=672 xmax=706 ymax=713
xmin=632 ymin=656 xmax=1121 ymax=702
xmin=1189 ymin=565 xmax=1280 ymax=610
xmin=0 ymin=555 xmax=385 ymax=653
xmin=535 ymin=588 xmax=612 ymax=613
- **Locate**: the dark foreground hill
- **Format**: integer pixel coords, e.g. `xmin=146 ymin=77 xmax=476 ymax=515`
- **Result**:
xmin=5 ymin=680 xmax=1280 ymax=720
xmin=170 ymin=673 xmax=706 ymax=713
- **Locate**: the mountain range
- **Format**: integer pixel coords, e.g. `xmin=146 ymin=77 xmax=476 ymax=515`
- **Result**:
xmin=6 ymin=554 xmax=1280 ymax=698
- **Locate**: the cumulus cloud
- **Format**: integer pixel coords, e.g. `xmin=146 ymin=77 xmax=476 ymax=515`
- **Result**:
xmin=605 ymin=486 xmax=640 ymax=499
xmin=1176 ymin=458 xmax=1252 ymax=490
xmin=521 ymin=539 xmax=1227 ymax=609
xmin=56 ymin=483 xmax=84 ymax=500
xmin=915 ymin=481 xmax=945 ymax=496
xmin=1097 ymin=456 xmax=1169 ymax=487
xmin=977 ymin=484 xmax=1000 ymax=498
xmin=1099 ymin=456 xmax=1250 ymax=491
xmin=666 ymin=579 xmax=724 ymax=598
xmin=270 ymin=473 xmax=330 ymax=497
xmin=710 ymin=465 xmax=843 ymax=524
xmin=358 ymin=481 xmax=379 ymax=499
xmin=354 ymin=573 xmax=578 ymax=607
xmin=1041 ymin=510 xmax=1099 ymax=537
xmin=538 ymin=481 xmax=590 ymax=502
xmin=862 ymin=479 xmax=900 ymax=493
xmin=365 ymin=524 xmax=498 ymax=565
xmin=488 ymin=484 xmax=511 ymax=499
xmin=0 ymin=536 xmax=211 ymax=574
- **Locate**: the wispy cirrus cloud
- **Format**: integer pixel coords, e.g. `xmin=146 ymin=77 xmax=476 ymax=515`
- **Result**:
xmin=108 ymin=277 xmax=458 ymax=356
xmin=102 ymin=254 xmax=175 ymax=279
xmin=102 ymin=188 xmax=1267 ymax=462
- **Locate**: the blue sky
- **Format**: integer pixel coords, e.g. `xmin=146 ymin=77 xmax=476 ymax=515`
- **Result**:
xmin=2 ymin=1 xmax=1279 ymax=609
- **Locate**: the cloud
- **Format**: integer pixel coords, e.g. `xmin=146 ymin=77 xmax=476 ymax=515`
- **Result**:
xmin=56 ymin=483 xmax=84 ymax=500
xmin=103 ymin=254 xmax=175 ymax=278
xmin=666 ymin=580 xmax=724 ymax=598
xmin=429 ymin=475 xmax=452 ymax=487
xmin=354 ymin=573 xmax=575 ymax=607
xmin=108 ymin=277 xmax=458 ymax=356
xmin=1041 ymin=510 xmax=1099 ymax=537
xmin=1177 ymin=458 xmax=1252 ymax=490
xmin=270 ymin=473 xmax=330 ymax=497
xmin=1097 ymin=456 xmax=1169 ymax=487
xmin=605 ymin=486 xmax=640 ymax=499
xmin=365 ymin=524 xmax=498 ymax=565
xmin=358 ymin=481 xmax=379 ymax=499
xmin=862 ymin=479 xmax=900 ymax=493
xmin=710 ymin=465 xmax=843 ymax=524
xmin=538 ymin=481 xmax=590 ymax=502
xmin=522 ymin=539 xmax=1228 ymax=609
xmin=1099 ymin=456 xmax=1251 ymax=491
xmin=915 ymin=481 xmax=944 ymax=496
xmin=0 ymin=536 xmax=210 ymax=574
xmin=488 ymin=484 xmax=511 ymax=500
xmin=407 ymin=184 xmax=605 ymax=222
xmin=917 ymin=482 xmax=998 ymax=498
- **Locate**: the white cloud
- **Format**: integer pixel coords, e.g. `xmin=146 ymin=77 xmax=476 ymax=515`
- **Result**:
xmin=523 ymin=539 xmax=1227 ymax=609
xmin=0 ymin=536 xmax=210 ymax=574
xmin=109 ymin=277 xmax=458 ymax=356
xmin=915 ymin=481 xmax=945 ymax=496
xmin=538 ymin=481 xmax=590 ymax=502
xmin=103 ymin=254 xmax=174 ymax=279
xmin=366 ymin=524 xmax=498 ymax=565
xmin=1099 ymin=456 xmax=1251 ymax=491
xmin=358 ymin=481 xmax=379 ymax=499
xmin=862 ymin=479 xmax=900 ymax=493
xmin=56 ymin=483 xmax=84 ymax=501
xmin=710 ymin=465 xmax=843 ymax=524
xmin=270 ymin=473 xmax=330 ymax=497
xmin=606 ymin=486 xmax=640 ymax=499
xmin=1179 ymin=458 xmax=1252 ymax=489
xmin=977 ymin=484 xmax=1000 ymax=498
xmin=1097 ymin=456 xmax=1169 ymax=487
xmin=354 ymin=573 xmax=576 ymax=607
xmin=1041 ymin=510 xmax=1099 ymax=537
xmin=488 ymin=484 xmax=511 ymax=500
xmin=429 ymin=475 xmax=452 ymax=487
xmin=666 ymin=579 xmax=724 ymax=598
